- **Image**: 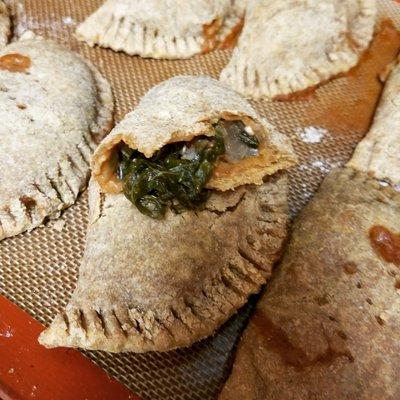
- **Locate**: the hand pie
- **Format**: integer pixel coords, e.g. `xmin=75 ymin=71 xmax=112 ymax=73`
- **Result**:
xmin=0 ymin=1 xmax=10 ymax=48
xmin=348 ymin=60 xmax=400 ymax=184
xmin=220 ymin=0 xmax=377 ymax=99
xmin=76 ymin=0 xmax=244 ymax=59
xmin=39 ymin=76 xmax=295 ymax=353
xmin=219 ymin=63 xmax=400 ymax=399
xmin=0 ymin=38 xmax=113 ymax=241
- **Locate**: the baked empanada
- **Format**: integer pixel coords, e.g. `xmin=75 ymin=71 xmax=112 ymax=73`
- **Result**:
xmin=76 ymin=0 xmax=244 ymax=59
xmin=0 ymin=1 xmax=10 ymax=48
xmin=0 ymin=38 xmax=113 ymax=241
xmin=219 ymin=62 xmax=400 ymax=400
xmin=39 ymin=76 xmax=295 ymax=353
xmin=348 ymin=60 xmax=400 ymax=184
xmin=220 ymin=0 xmax=377 ymax=99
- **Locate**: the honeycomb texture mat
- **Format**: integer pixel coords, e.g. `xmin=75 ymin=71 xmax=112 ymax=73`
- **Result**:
xmin=1 ymin=1 xmax=400 ymax=399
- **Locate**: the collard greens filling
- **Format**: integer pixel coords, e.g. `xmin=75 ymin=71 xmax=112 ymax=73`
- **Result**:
xmin=117 ymin=121 xmax=259 ymax=219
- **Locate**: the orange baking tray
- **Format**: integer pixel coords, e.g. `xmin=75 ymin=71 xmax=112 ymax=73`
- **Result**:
xmin=0 ymin=295 xmax=139 ymax=400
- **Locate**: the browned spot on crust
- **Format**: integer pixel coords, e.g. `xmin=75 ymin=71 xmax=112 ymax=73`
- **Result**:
xmin=343 ymin=261 xmax=358 ymax=274
xmin=369 ymin=225 xmax=400 ymax=267
xmin=20 ymin=196 xmax=36 ymax=210
xmin=0 ymin=53 xmax=31 ymax=72
xmin=219 ymin=18 xmax=244 ymax=50
xmin=251 ymin=310 xmax=310 ymax=368
xmin=315 ymin=293 xmax=330 ymax=306
xmin=251 ymin=310 xmax=353 ymax=369
xmin=202 ymin=18 xmax=222 ymax=53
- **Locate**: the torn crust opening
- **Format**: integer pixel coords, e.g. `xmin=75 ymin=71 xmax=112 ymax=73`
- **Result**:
xmin=92 ymin=112 xmax=285 ymax=195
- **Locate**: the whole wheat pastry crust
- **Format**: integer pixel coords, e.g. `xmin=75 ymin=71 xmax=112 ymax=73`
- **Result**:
xmin=220 ymin=0 xmax=377 ymax=99
xmin=76 ymin=0 xmax=244 ymax=59
xmin=0 ymin=38 xmax=113 ymax=241
xmin=348 ymin=60 xmax=400 ymax=185
xmin=219 ymin=60 xmax=400 ymax=398
xmin=219 ymin=168 xmax=400 ymax=399
xmin=39 ymin=75 xmax=295 ymax=353
xmin=91 ymin=75 xmax=295 ymax=193
xmin=39 ymin=172 xmax=289 ymax=353
xmin=0 ymin=1 xmax=10 ymax=48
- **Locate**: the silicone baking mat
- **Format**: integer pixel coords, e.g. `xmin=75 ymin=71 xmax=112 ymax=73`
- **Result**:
xmin=1 ymin=1 xmax=400 ymax=399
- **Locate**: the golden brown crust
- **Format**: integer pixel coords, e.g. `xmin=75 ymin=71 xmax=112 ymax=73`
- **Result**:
xmin=39 ymin=172 xmax=290 ymax=353
xmin=219 ymin=168 xmax=400 ymax=400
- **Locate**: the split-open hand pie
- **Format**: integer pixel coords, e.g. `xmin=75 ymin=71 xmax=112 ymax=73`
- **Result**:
xmin=39 ymin=76 xmax=295 ymax=353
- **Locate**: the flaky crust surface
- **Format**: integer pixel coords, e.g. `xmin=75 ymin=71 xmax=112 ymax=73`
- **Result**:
xmin=348 ymin=61 xmax=400 ymax=185
xmin=0 ymin=1 xmax=10 ymax=48
xmin=76 ymin=0 xmax=243 ymax=59
xmin=39 ymin=172 xmax=289 ymax=353
xmin=0 ymin=38 xmax=113 ymax=241
xmin=219 ymin=168 xmax=400 ymax=400
xmin=91 ymin=75 xmax=295 ymax=192
xmin=220 ymin=0 xmax=377 ymax=99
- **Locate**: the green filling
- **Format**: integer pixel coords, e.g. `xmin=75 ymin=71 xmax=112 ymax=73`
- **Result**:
xmin=117 ymin=121 xmax=259 ymax=219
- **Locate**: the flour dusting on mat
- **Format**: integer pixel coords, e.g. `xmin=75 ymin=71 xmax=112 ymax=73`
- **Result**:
xmin=299 ymin=183 xmax=314 ymax=203
xmin=298 ymin=158 xmax=342 ymax=174
xmin=14 ymin=2 xmax=74 ymax=38
xmin=297 ymin=126 xmax=328 ymax=143
xmin=62 ymin=16 xmax=75 ymax=26
xmin=50 ymin=219 xmax=66 ymax=232
xmin=311 ymin=160 xmax=330 ymax=173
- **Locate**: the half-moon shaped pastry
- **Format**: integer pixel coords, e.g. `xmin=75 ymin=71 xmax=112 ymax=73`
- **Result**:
xmin=220 ymin=0 xmax=377 ymax=99
xmin=348 ymin=60 xmax=400 ymax=184
xmin=219 ymin=63 xmax=400 ymax=400
xmin=39 ymin=76 xmax=295 ymax=353
xmin=0 ymin=38 xmax=113 ymax=241
xmin=0 ymin=1 xmax=10 ymax=48
xmin=76 ymin=0 xmax=244 ymax=59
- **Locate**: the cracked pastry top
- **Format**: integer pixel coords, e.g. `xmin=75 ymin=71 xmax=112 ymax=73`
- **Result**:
xmin=0 ymin=37 xmax=113 ymax=241
xmin=39 ymin=75 xmax=296 ymax=353
xmin=220 ymin=0 xmax=377 ymax=99
xmin=76 ymin=0 xmax=245 ymax=59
